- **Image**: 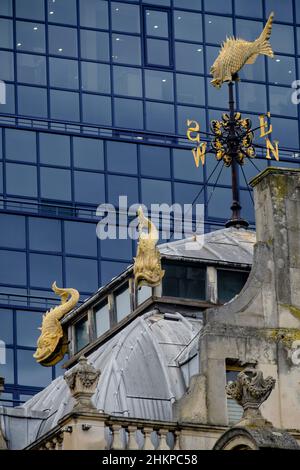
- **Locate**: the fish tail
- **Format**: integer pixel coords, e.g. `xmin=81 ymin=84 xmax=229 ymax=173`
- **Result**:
xmin=255 ymin=11 xmax=274 ymax=58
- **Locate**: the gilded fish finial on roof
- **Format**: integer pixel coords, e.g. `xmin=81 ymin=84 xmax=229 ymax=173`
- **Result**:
xmin=210 ymin=12 xmax=274 ymax=88
xmin=133 ymin=206 xmax=165 ymax=288
xmin=34 ymin=282 xmax=79 ymax=366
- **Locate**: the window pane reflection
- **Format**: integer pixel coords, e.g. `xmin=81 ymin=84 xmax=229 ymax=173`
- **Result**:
xmin=17 ymin=53 xmax=46 ymax=85
xmin=29 ymin=217 xmax=62 ymax=252
xmin=74 ymin=171 xmax=105 ymax=204
xmin=95 ymin=302 xmax=110 ymax=337
xmin=147 ymin=38 xmax=170 ymax=66
xmin=48 ymin=0 xmax=77 ymax=24
xmin=176 ymin=74 xmax=205 ymax=106
xmin=146 ymin=102 xmax=175 ymax=133
xmin=81 ymin=30 xmax=110 ymax=61
xmin=114 ymin=98 xmax=144 ymax=129
xmin=111 ymin=2 xmax=140 ymax=33
xmin=112 ymin=34 xmax=141 ymax=65
xmin=50 ymin=58 xmax=79 ymax=90
xmin=50 ymin=90 xmax=80 ymax=122
xmin=81 ymin=62 xmax=111 ymax=94
xmin=49 ymin=26 xmax=78 ymax=57
xmin=0 ymin=250 xmax=26 ymax=285
xmin=205 ymin=15 xmax=233 ymax=44
xmin=175 ymin=43 xmax=204 ymax=74
xmin=16 ymin=0 xmax=44 ymax=20
xmin=0 ymin=0 xmax=12 ymax=16
xmin=29 ymin=253 xmax=62 ymax=288
xmin=0 ymin=51 xmax=14 ymax=81
xmin=16 ymin=21 xmax=45 ymax=53
xmin=174 ymin=11 xmax=202 ymax=42
xmin=40 ymin=133 xmax=70 ymax=166
xmin=268 ymin=55 xmax=296 ymax=85
xmin=0 ymin=19 xmax=13 ymax=49
xmin=113 ymin=66 xmax=142 ymax=97
xmin=107 ymin=141 xmax=137 ymax=174
xmin=145 ymin=70 xmax=173 ymax=101
xmin=82 ymin=94 xmax=112 ymax=125
xmin=6 ymin=163 xmax=37 ymax=197
xmin=79 ymin=0 xmax=108 ymax=29
xmin=146 ymin=9 xmax=168 ymax=38
xmin=66 ymin=257 xmax=98 ymax=293
xmin=75 ymin=317 xmax=89 ymax=352
xmin=73 ymin=138 xmax=104 ymax=170
xmin=6 ymin=129 xmax=36 ymax=163
xmin=18 ymin=86 xmax=48 ymax=118
xmin=40 ymin=167 xmax=72 ymax=200
xmin=16 ymin=310 xmax=43 ymax=347
xmin=115 ymin=286 xmax=131 ymax=322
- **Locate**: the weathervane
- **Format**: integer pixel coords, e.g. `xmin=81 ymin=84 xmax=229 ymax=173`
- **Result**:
xmin=187 ymin=12 xmax=279 ymax=228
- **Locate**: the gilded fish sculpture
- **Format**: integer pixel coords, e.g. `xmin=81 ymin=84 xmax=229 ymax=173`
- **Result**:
xmin=34 ymin=282 xmax=79 ymax=366
xmin=134 ymin=206 xmax=165 ymax=288
xmin=211 ymin=12 xmax=274 ymax=88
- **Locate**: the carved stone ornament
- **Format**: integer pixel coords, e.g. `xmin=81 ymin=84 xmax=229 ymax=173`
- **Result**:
xmin=64 ymin=356 xmax=100 ymax=412
xmin=133 ymin=206 xmax=165 ymax=288
xmin=34 ymin=282 xmax=80 ymax=367
xmin=226 ymin=368 xmax=275 ymax=426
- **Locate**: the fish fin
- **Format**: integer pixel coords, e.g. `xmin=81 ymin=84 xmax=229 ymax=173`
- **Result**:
xmin=246 ymin=54 xmax=258 ymax=65
xmin=255 ymin=12 xmax=274 ymax=58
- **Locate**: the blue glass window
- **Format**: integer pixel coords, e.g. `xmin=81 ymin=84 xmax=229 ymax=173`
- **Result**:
xmin=146 ymin=9 xmax=168 ymax=38
xmin=48 ymin=26 xmax=78 ymax=57
xmin=101 ymin=237 xmax=132 ymax=261
xmin=6 ymin=163 xmax=37 ymax=197
xmin=0 ymin=349 xmax=14 ymax=384
xmin=81 ymin=62 xmax=111 ymax=94
xmin=205 ymin=15 xmax=233 ymax=45
xmin=64 ymin=221 xmax=98 ymax=257
xmin=268 ymin=55 xmax=296 ymax=85
xmin=0 ymin=83 xmax=15 ymax=114
xmin=297 ymin=2 xmax=300 ymax=24
xmin=173 ymin=0 xmax=201 ymax=9
xmin=239 ymin=83 xmax=267 ymax=113
xmin=73 ymin=137 xmax=104 ymax=171
xmin=16 ymin=310 xmax=43 ymax=347
xmin=141 ymin=179 xmax=172 ymax=206
xmin=74 ymin=171 xmax=105 ymax=204
xmin=16 ymin=21 xmax=45 ymax=53
xmin=240 ymin=190 xmax=254 ymax=222
xmin=236 ymin=19 xmax=265 ymax=43
xmin=50 ymin=90 xmax=80 ymax=122
xmin=114 ymin=98 xmax=144 ymax=129
xmin=175 ymin=43 xmax=204 ymax=74
xmin=145 ymin=70 xmax=174 ymax=101
xmin=82 ymin=94 xmax=112 ymax=126
xmin=271 ymin=117 xmax=299 ymax=148
xmin=140 ymin=146 xmax=171 ymax=178
xmin=29 ymin=217 xmax=62 ymax=252
xmin=17 ymin=53 xmax=46 ymax=85
xmin=112 ymin=34 xmax=141 ymax=66
xmin=16 ymin=0 xmax=44 ymax=20
xmin=0 ymin=214 xmax=26 ymax=249
xmin=107 ymin=141 xmax=137 ymax=174
xmin=176 ymin=74 xmax=205 ymax=106
xmin=174 ymin=182 xmax=204 ymax=206
xmin=111 ymin=2 xmax=140 ymax=33
xmin=100 ymin=261 xmax=129 ymax=286
xmin=48 ymin=0 xmax=77 ymax=25
xmin=146 ymin=38 xmax=170 ymax=66
xmin=66 ymin=257 xmax=98 ymax=293
xmin=173 ymin=149 xmax=203 ymax=182
xmin=30 ymin=253 xmax=62 ymax=288
xmin=40 ymin=167 xmax=71 ymax=201
xmin=113 ymin=66 xmax=142 ymax=97
xmin=0 ymin=309 xmax=13 ymax=344
xmin=49 ymin=58 xmax=79 ymax=90
xmin=108 ymin=175 xmax=139 ymax=207
xmin=174 ymin=11 xmax=202 ymax=42
xmin=6 ymin=129 xmax=36 ymax=163
xmin=0 ymin=250 xmax=27 ymax=285
xmin=269 ymin=86 xmax=297 ymax=118
xmin=17 ymin=349 xmax=52 ymax=387
xmin=79 ymin=0 xmax=108 ymax=29
xmin=207 ymin=77 xmax=230 ymax=109
xmin=40 ymin=133 xmax=70 ymax=167
xmin=0 ymin=19 xmax=13 ymax=48
xmin=234 ymin=0 xmax=263 ymax=18
xmin=273 ymin=24 xmax=294 ymax=54
xmin=238 ymin=55 xmax=265 ymax=82
xmin=0 ymin=51 xmax=14 ymax=81
xmin=0 ymin=0 xmax=12 ymax=16
xmin=177 ymin=105 xmax=206 ymax=136
xmin=265 ymin=0 xmax=293 ymax=23
xmin=146 ymin=101 xmax=175 ymax=133
xmin=18 ymin=85 xmax=48 ymax=118
xmin=80 ymin=30 xmax=109 ymax=62
xmin=208 ymin=187 xmax=232 ymax=219
xmin=95 ymin=302 xmax=110 ymax=337
xmin=204 ymin=0 xmax=231 ymax=13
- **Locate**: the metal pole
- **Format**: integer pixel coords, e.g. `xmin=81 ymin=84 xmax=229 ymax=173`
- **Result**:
xmin=225 ymin=81 xmax=249 ymax=229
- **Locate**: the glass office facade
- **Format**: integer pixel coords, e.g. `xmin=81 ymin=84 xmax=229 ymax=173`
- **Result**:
xmin=1 ymin=0 xmax=300 ymax=404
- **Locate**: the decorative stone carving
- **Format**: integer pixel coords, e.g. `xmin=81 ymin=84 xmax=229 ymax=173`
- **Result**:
xmin=226 ymin=368 xmax=275 ymax=426
xmin=64 ymin=356 xmax=100 ymax=412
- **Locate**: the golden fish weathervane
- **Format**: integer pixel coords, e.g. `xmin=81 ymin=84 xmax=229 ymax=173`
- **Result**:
xmin=133 ymin=207 xmax=164 ymax=288
xmin=34 ymin=282 xmax=79 ymax=366
xmin=211 ymin=12 xmax=274 ymax=88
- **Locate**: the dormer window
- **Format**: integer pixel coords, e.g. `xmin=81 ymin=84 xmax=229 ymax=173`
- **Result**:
xmin=162 ymin=261 xmax=206 ymax=301
xmin=115 ymin=283 xmax=131 ymax=322
xmin=136 ymin=285 xmax=152 ymax=306
xmin=74 ymin=316 xmax=89 ymax=352
xmin=94 ymin=301 xmax=110 ymax=338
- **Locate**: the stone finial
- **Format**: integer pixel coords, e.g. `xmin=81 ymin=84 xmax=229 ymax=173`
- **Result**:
xmin=226 ymin=368 xmax=275 ymax=426
xmin=64 ymin=356 xmax=100 ymax=412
